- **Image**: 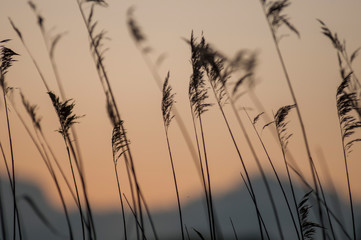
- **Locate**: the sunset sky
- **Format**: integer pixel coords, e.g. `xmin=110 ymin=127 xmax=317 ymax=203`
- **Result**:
xmin=0 ymin=0 xmax=361 ymax=213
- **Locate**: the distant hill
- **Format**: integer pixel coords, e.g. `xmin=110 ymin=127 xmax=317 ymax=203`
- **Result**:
xmin=0 ymin=175 xmax=359 ymax=239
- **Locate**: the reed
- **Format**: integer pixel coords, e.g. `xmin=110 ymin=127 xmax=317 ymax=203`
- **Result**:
xmin=0 ymin=141 xmax=8 ymax=240
xmin=126 ymin=7 xmax=203 ymax=186
xmin=112 ymin=123 xmax=129 ymax=240
xmin=188 ymin=33 xmax=216 ymax=240
xmin=245 ymin=109 xmax=301 ymax=239
xmin=258 ymin=1 xmax=327 ymax=238
xmin=161 ymin=72 xmax=185 ymax=240
xmin=1 ymin=1 xmax=360 ymax=240
xmin=76 ymin=2 xmax=151 ymax=238
xmin=48 ymin=91 xmax=87 ymax=240
xmin=17 ymin=92 xmax=74 ymax=240
xmin=320 ymin=20 xmax=361 ymax=240
xmin=0 ymin=40 xmax=23 ymax=240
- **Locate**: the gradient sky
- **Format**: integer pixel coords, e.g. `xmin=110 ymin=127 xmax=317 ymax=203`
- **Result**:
xmin=0 ymin=0 xmax=361 ymax=212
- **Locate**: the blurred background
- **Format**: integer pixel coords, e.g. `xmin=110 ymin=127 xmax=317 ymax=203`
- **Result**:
xmin=0 ymin=0 xmax=361 ymax=238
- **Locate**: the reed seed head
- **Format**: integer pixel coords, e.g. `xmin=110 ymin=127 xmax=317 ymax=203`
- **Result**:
xmin=162 ymin=72 xmax=175 ymax=130
xmin=48 ymin=91 xmax=81 ymax=138
xmin=21 ymin=92 xmax=42 ymax=131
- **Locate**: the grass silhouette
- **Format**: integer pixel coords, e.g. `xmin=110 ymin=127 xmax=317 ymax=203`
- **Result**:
xmin=0 ymin=1 xmax=360 ymax=240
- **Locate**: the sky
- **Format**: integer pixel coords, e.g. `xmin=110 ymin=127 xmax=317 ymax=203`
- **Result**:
xmin=0 ymin=0 xmax=361 ymax=212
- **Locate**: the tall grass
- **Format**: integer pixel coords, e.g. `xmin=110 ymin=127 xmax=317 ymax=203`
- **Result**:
xmin=0 ymin=1 xmax=360 ymax=240
xmin=258 ymin=2 xmax=327 ymax=238
xmin=161 ymin=72 xmax=185 ymax=240
xmin=0 ymin=40 xmax=23 ymax=240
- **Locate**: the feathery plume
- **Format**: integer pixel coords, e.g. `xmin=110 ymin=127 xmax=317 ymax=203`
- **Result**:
xmin=298 ymin=191 xmax=321 ymax=240
xmin=318 ymin=20 xmax=344 ymax=53
xmin=8 ymin=18 xmax=23 ymax=41
xmin=85 ymin=3 xmax=110 ymax=75
xmin=274 ymin=104 xmax=296 ymax=150
xmin=188 ymin=33 xmax=212 ymax=118
xmin=162 ymin=72 xmax=175 ymax=130
xmin=319 ymin=19 xmax=360 ymax=90
xmin=20 ymin=92 xmax=42 ymax=131
xmin=112 ymin=123 xmax=128 ymax=164
xmin=262 ymin=0 xmax=300 ymax=41
xmin=127 ymin=6 xmax=146 ymax=44
xmin=48 ymin=91 xmax=81 ymax=138
xmin=0 ymin=42 xmax=19 ymax=88
xmin=253 ymin=112 xmax=264 ymax=125
xmin=337 ymin=72 xmax=361 ymax=154
xmin=231 ymin=50 xmax=258 ymax=95
xmin=106 ymin=91 xmax=119 ymax=127
xmin=198 ymin=41 xmax=230 ymax=105
xmin=85 ymin=0 xmax=108 ymax=7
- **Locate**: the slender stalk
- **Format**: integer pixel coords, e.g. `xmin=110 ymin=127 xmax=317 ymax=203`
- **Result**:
xmin=39 ymin=132 xmax=79 ymax=208
xmin=123 ymin=154 xmax=140 ymax=240
xmin=122 ymin=151 xmax=145 ymax=240
xmin=272 ymin=120 xmax=303 ymax=240
xmin=133 ymin=41 xmax=203 ymax=181
xmin=1 ymin=89 xmax=22 ymax=240
xmin=164 ymin=129 xmax=185 ymax=240
xmin=75 ymin=3 xmax=146 ymax=238
xmin=67 ymin=139 xmax=96 ymax=240
xmin=188 ymin=102 xmax=213 ymax=240
xmin=139 ymin=185 xmax=160 ymax=240
xmin=9 ymin=20 xmax=88 ymax=234
xmin=11 ymin=101 xmax=74 ymax=240
xmin=312 ymin=161 xmax=337 ymax=239
xmin=218 ymin=84 xmax=281 ymax=239
xmin=339 ymin=49 xmax=360 ymax=88
xmin=277 ymin=34 xmax=326 ymax=240
xmin=245 ymin=110 xmax=301 ymax=240
xmin=63 ymin=140 xmax=86 ymax=240
xmin=10 ymin=20 xmax=86 ymax=212
xmin=213 ymin=98 xmax=265 ymax=239
xmin=258 ymin=3 xmax=325 ymax=238
xmin=124 ymin=154 xmax=159 ymax=240
xmin=33 ymin=13 xmax=93 ymax=233
xmin=0 ymin=151 xmax=8 ymax=240
xmin=37 ymin=141 xmax=74 ymax=240
xmin=123 ymin=194 xmax=147 ymax=240
xmin=317 ymin=149 xmax=346 ymax=228
xmin=185 ymin=225 xmax=191 ymax=240
xmin=239 ymin=173 xmax=270 ymax=240
xmin=9 ymin=18 xmax=50 ymax=92
xmin=0 ymin=142 xmax=12 ymax=198
xmin=45 ymin=167 xmax=74 ymax=240
xmin=248 ymin=90 xmax=303 ymax=173
xmin=288 ymin=164 xmax=352 ymax=240
xmin=229 ymin=218 xmax=239 ymax=240
xmin=37 ymin=18 xmax=85 ymax=174
xmin=198 ymin=114 xmax=216 ymax=240
xmin=337 ymin=108 xmax=356 ymax=240
xmin=114 ymin=164 xmax=127 ymax=240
